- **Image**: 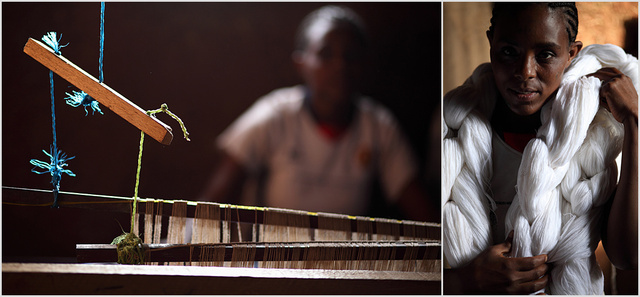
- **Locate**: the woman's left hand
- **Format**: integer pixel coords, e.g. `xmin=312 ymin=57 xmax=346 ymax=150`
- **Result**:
xmin=588 ymin=67 xmax=638 ymax=124
xmin=590 ymin=67 xmax=639 ymax=270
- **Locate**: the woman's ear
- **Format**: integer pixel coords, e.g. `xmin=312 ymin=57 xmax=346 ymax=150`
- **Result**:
xmin=568 ymin=41 xmax=583 ymax=62
xmin=486 ymin=30 xmax=493 ymax=45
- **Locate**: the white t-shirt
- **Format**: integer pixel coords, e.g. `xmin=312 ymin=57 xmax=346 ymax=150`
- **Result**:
xmin=489 ymin=131 xmax=522 ymax=244
xmin=217 ymin=85 xmax=418 ymax=215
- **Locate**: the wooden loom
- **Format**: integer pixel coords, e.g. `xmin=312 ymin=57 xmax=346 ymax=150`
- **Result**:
xmin=4 ymin=37 xmax=441 ymax=294
xmin=3 ymin=187 xmax=441 ymax=294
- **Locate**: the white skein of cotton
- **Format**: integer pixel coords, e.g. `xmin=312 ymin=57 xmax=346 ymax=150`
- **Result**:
xmin=443 ymin=44 xmax=636 ymax=294
xmin=443 ymin=64 xmax=497 ymax=268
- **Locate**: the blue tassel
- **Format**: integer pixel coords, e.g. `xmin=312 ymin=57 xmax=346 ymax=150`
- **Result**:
xmin=30 ymin=146 xmax=76 ymax=177
xmin=30 ymin=146 xmax=76 ymax=208
xmin=64 ymin=2 xmax=106 ymax=116
xmin=65 ymin=90 xmax=104 ymax=116
xmin=32 ymin=31 xmax=75 ymax=208
xmin=41 ymin=32 xmax=68 ymax=55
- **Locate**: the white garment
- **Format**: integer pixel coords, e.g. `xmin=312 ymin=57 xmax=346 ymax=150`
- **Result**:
xmin=489 ymin=131 xmax=522 ymax=244
xmin=218 ymin=85 xmax=417 ymax=215
xmin=443 ymin=44 xmax=636 ymax=294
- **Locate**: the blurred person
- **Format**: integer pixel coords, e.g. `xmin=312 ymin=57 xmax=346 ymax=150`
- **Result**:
xmin=201 ymin=5 xmax=438 ymax=222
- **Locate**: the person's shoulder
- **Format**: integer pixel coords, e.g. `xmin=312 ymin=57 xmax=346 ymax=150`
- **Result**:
xmin=356 ymin=95 xmax=397 ymax=126
xmin=228 ymin=85 xmax=305 ymax=131
xmin=258 ymin=85 xmax=305 ymax=113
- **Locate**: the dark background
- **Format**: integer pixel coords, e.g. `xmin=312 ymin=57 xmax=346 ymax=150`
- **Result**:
xmin=2 ymin=2 xmax=441 ymax=260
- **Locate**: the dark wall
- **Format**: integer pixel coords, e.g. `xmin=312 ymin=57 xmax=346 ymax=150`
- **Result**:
xmin=3 ymin=2 xmax=440 ymax=228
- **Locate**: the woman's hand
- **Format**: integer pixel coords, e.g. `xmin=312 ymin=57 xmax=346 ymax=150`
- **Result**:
xmin=444 ymin=231 xmax=549 ymax=294
xmin=589 ymin=67 xmax=638 ymax=123
xmin=589 ymin=67 xmax=638 ymax=270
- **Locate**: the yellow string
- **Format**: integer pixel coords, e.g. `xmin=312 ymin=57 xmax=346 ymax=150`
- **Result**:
xmin=129 ymin=104 xmax=191 ymax=236
xmin=146 ymin=103 xmax=191 ymax=141
xmin=131 ymin=130 xmax=145 ymax=234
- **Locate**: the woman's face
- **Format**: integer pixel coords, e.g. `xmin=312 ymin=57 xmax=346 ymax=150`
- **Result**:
xmin=295 ymin=21 xmax=365 ymax=107
xmin=487 ymin=4 xmax=581 ymax=116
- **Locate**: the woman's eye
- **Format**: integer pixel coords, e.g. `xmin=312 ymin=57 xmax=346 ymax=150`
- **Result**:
xmin=501 ymin=47 xmax=516 ymax=56
xmin=538 ymin=51 xmax=555 ymax=60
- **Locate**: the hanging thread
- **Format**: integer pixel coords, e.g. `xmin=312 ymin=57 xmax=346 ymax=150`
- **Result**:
xmin=99 ymin=2 xmax=105 ymax=83
xmin=127 ymin=103 xmax=191 ymax=234
xmin=115 ymin=103 xmax=190 ymax=264
xmin=30 ymin=32 xmax=74 ymax=208
xmin=147 ymin=103 xmax=191 ymax=141
xmin=64 ymin=2 xmax=104 ymax=116
xmin=131 ymin=129 xmax=145 ymax=234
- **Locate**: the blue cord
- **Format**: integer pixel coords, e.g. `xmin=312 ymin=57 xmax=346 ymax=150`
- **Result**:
xmin=64 ymin=3 xmax=104 ymax=116
xmin=32 ymin=32 xmax=75 ymax=208
xmin=49 ymin=70 xmax=56 ymax=151
xmin=99 ymin=2 xmax=105 ymax=83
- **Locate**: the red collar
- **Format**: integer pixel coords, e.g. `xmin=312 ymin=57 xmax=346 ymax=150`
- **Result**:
xmin=317 ymin=122 xmax=348 ymax=141
xmin=502 ymin=132 xmax=536 ymax=153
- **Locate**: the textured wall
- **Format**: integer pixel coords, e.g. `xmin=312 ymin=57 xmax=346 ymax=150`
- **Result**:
xmin=443 ymin=2 xmax=638 ymax=94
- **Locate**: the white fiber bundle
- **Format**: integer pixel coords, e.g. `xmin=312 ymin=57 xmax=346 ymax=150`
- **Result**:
xmin=443 ymin=44 xmax=637 ymax=294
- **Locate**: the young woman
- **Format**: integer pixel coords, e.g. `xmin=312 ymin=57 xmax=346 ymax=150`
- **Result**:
xmin=443 ymin=3 xmax=637 ymax=294
xmin=201 ymin=5 xmax=438 ymax=222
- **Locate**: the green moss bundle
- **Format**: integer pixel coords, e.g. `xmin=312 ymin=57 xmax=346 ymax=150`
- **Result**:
xmin=112 ymin=232 xmax=145 ymax=265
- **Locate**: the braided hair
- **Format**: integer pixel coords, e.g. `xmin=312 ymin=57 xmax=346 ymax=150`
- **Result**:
xmin=488 ymin=2 xmax=579 ymax=45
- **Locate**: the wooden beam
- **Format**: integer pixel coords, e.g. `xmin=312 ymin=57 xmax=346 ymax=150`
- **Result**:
xmin=23 ymin=37 xmax=173 ymax=145
xmin=2 ymin=263 xmax=440 ymax=294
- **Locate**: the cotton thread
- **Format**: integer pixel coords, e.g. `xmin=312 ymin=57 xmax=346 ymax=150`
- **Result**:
xmin=130 ymin=104 xmax=191 ymax=232
xmin=131 ymin=130 xmax=145 ymax=233
xmin=442 ymin=44 xmax=636 ymax=294
xmin=147 ymin=103 xmax=191 ymax=141
xmin=116 ymin=104 xmax=190 ymax=264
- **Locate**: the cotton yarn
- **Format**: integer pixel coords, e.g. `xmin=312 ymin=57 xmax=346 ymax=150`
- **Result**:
xmin=443 ymin=44 xmax=637 ymax=294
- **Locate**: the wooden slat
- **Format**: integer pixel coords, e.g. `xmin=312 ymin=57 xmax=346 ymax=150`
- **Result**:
xmin=2 ymin=263 xmax=440 ymax=294
xmin=23 ymin=37 xmax=173 ymax=145
xmin=76 ymin=241 xmax=441 ymax=263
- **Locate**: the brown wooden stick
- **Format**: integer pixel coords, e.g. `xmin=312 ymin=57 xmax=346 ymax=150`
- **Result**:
xmin=23 ymin=37 xmax=173 ymax=145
